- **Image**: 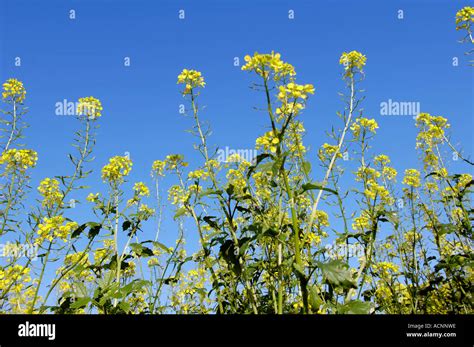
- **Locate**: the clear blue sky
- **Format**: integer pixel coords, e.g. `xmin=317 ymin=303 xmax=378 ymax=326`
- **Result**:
xmin=0 ymin=0 xmax=473 ymax=304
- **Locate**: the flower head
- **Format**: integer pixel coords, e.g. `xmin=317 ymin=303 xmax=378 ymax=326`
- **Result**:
xmin=242 ymin=51 xmax=296 ymax=81
xmin=36 ymin=216 xmax=78 ymax=244
xmin=0 ymin=149 xmax=38 ymax=173
xmin=455 ymin=6 xmax=474 ymax=31
xmin=402 ymin=169 xmax=421 ymax=188
xmin=38 ymin=178 xmax=63 ymax=208
xmin=177 ymin=69 xmax=205 ymax=94
xmin=339 ymin=51 xmax=366 ymax=78
xmin=2 ymin=79 xmax=26 ymax=103
xmin=77 ymin=96 xmax=103 ymax=119
xmin=101 ymin=156 xmax=132 ymax=183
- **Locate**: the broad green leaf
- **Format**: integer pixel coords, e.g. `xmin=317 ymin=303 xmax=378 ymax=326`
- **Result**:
xmin=317 ymin=260 xmax=356 ymax=289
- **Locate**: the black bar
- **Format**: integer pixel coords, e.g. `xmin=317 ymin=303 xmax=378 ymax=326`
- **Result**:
xmin=0 ymin=314 xmax=472 ymax=345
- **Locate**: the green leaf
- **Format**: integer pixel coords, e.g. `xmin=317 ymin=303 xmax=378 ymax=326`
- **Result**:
xmin=198 ymin=189 xmax=223 ymax=199
xmin=308 ymin=284 xmax=322 ymax=310
xmin=70 ymin=297 xmax=90 ymax=310
xmin=122 ymin=220 xmax=132 ymax=231
xmin=301 ymin=182 xmax=338 ymax=196
xmin=317 ymin=260 xmax=356 ymax=289
xmin=71 ymin=223 xmax=87 ymax=239
xmin=338 ymin=300 xmax=371 ymax=314
xmin=87 ymin=222 xmax=102 ymax=239
xmin=302 ymin=161 xmax=311 ymax=176
xmin=173 ymin=207 xmax=187 ymax=220
xmin=130 ymin=243 xmax=154 ymax=257
xmin=292 ymin=262 xmax=307 ymax=282
xmin=152 ymin=241 xmax=171 ymax=254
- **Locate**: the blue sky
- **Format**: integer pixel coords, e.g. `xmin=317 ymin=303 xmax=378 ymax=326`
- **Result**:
xmin=0 ymin=0 xmax=473 ymax=304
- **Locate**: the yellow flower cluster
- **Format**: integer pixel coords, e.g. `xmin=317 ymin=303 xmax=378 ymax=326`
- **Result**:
xmin=286 ymin=121 xmax=307 ymax=155
xmin=415 ymin=113 xmax=449 ymax=156
xmin=94 ymin=248 xmax=109 ymax=264
xmin=303 ymin=232 xmax=322 ymax=246
xmin=455 ymin=6 xmax=474 ymax=30
xmin=168 ymin=185 xmax=187 ymax=205
xmin=165 ymin=154 xmax=189 ymax=171
xmin=177 ymin=69 xmax=205 ymax=94
xmin=374 ymin=154 xmax=390 ymax=166
xmin=101 ymin=155 xmax=132 ymax=183
xmin=151 ymin=159 xmax=165 ymax=177
xmin=188 ymin=169 xmax=209 ymax=181
xmin=226 ymin=169 xmax=247 ymax=196
xmin=61 ymin=251 xmax=93 ymax=282
xmin=277 ymin=82 xmax=315 ymax=101
xmin=0 ymin=265 xmax=31 ymax=292
xmin=402 ymin=169 xmax=421 ymax=188
xmin=2 ymin=78 xmax=26 ymax=103
xmin=319 ymin=143 xmax=342 ymax=161
xmin=351 ymin=117 xmax=378 ymax=137
xmin=138 ymin=204 xmax=155 ymax=219
xmin=242 ymin=51 xmax=296 ymax=81
xmin=364 ymin=180 xmax=393 ymax=205
xmin=373 ymin=155 xmax=397 ymax=180
xmin=36 ymin=216 xmax=78 ymax=244
xmin=86 ymin=192 xmax=99 ymax=202
xmin=252 ymin=171 xmax=272 ymax=200
xmin=382 ymin=167 xmax=397 ymax=181
xmin=0 ymin=149 xmax=38 ymax=173
xmin=133 ymin=182 xmax=150 ymax=197
xmin=352 ymin=211 xmax=371 ymax=231
xmin=256 ymin=130 xmax=280 ymax=153
xmin=339 ymin=51 xmax=367 ymax=78
xmin=372 ymin=261 xmax=399 ymax=278
xmin=457 ymin=173 xmax=472 ymax=188
xmin=38 ymin=178 xmax=63 ymax=208
xmin=76 ymin=96 xmax=103 ymax=119
xmin=355 ymin=166 xmax=381 ymax=182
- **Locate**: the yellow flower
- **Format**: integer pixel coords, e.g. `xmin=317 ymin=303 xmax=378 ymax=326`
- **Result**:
xmin=351 ymin=117 xmax=378 ymax=137
xmin=319 ymin=143 xmax=342 ymax=161
xmin=133 ymin=182 xmax=150 ymax=197
xmin=101 ymin=155 xmax=132 ymax=183
xmin=151 ymin=160 xmax=165 ymax=177
xmin=36 ymin=216 xmax=78 ymax=244
xmin=256 ymin=130 xmax=280 ymax=153
xmin=455 ymin=6 xmax=474 ymax=31
xmin=165 ymin=154 xmax=188 ymax=171
xmin=38 ymin=178 xmax=63 ymax=208
xmin=188 ymin=169 xmax=208 ymax=180
xmin=339 ymin=51 xmax=366 ymax=78
xmin=147 ymin=257 xmax=159 ymax=267
xmin=374 ymin=154 xmax=390 ymax=166
xmin=2 ymin=78 xmax=26 ymax=103
xmin=94 ymin=248 xmax=109 ymax=264
xmin=242 ymin=51 xmax=296 ymax=81
xmin=402 ymin=169 xmax=421 ymax=188
xmin=77 ymin=96 xmax=103 ymax=119
xmin=138 ymin=204 xmax=155 ymax=219
xmin=352 ymin=211 xmax=371 ymax=231
xmin=0 ymin=148 xmax=38 ymax=173
xmin=382 ymin=167 xmax=397 ymax=181
xmin=177 ymin=69 xmax=205 ymax=94
xmin=86 ymin=192 xmax=99 ymax=202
